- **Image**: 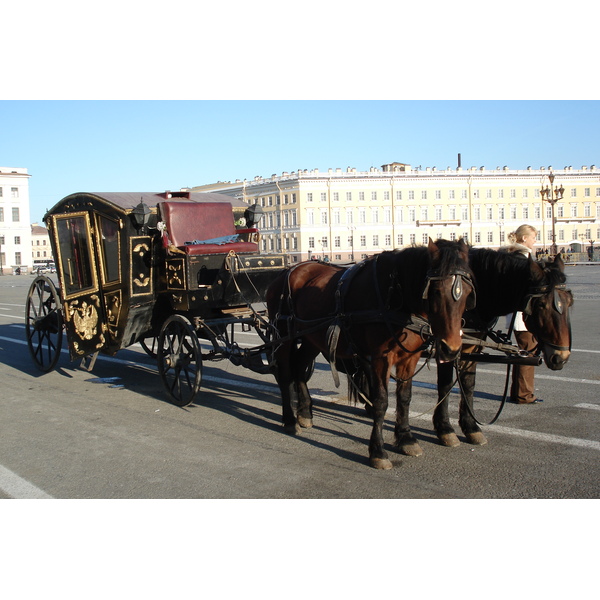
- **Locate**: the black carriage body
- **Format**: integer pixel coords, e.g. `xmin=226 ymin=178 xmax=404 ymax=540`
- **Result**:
xmin=44 ymin=191 xmax=287 ymax=361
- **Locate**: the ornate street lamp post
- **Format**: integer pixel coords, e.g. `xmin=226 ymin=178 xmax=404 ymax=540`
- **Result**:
xmin=540 ymin=173 xmax=564 ymax=256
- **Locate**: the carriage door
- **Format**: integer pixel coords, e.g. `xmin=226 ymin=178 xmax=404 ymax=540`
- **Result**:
xmin=52 ymin=212 xmax=108 ymax=360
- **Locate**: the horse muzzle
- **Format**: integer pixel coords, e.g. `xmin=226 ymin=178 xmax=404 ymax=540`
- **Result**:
xmin=436 ymin=339 xmax=461 ymax=364
xmin=541 ymin=348 xmax=570 ymax=371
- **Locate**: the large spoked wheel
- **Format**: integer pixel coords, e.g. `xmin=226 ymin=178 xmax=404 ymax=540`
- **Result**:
xmin=157 ymin=315 xmax=202 ymax=407
xmin=25 ymin=276 xmax=63 ymax=372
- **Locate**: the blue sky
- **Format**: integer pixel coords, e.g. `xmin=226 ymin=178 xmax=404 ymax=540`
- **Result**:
xmin=2 ymin=100 xmax=598 ymax=223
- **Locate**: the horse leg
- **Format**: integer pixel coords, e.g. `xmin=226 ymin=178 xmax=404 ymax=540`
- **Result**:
xmin=273 ymin=340 xmax=302 ymax=434
xmin=394 ymin=355 xmax=424 ymax=457
xmin=458 ymin=363 xmax=488 ymax=446
xmin=433 ymin=361 xmax=461 ymax=447
xmin=368 ymin=359 xmax=393 ymax=470
xmin=294 ymin=342 xmax=319 ymax=429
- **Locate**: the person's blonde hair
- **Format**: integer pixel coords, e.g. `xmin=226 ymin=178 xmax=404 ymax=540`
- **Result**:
xmin=507 ymin=224 xmax=537 ymax=244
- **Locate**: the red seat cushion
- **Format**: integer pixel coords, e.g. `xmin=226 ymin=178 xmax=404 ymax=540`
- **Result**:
xmin=159 ymin=201 xmax=259 ymax=255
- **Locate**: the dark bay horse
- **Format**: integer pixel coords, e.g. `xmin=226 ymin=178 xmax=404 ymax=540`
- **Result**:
xmin=266 ymin=239 xmax=475 ymax=470
xmin=393 ymin=249 xmax=573 ymax=456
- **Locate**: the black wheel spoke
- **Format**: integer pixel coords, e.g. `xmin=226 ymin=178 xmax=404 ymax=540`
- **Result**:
xmin=25 ymin=276 xmax=63 ymax=372
xmin=157 ymin=315 xmax=202 ymax=406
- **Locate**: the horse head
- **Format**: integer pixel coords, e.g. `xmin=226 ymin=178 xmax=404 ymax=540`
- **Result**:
xmin=522 ymin=253 xmax=573 ymax=370
xmin=423 ymin=238 xmax=475 ymax=363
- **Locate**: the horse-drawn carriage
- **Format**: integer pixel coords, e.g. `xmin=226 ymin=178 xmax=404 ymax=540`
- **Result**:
xmin=25 ymin=190 xmax=287 ymax=406
xmin=25 ymin=190 xmax=573 ymax=468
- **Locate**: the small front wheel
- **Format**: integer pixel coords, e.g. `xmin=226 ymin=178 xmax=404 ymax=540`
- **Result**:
xmin=157 ymin=315 xmax=202 ymax=406
xmin=25 ymin=276 xmax=63 ymax=372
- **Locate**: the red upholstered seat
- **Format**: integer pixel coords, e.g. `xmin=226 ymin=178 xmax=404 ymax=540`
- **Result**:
xmin=159 ymin=201 xmax=259 ymax=255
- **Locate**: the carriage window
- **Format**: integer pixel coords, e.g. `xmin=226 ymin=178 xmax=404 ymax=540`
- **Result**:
xmin=56 ymin=215 xmax=95 ymax=296
xmin=98 ymin=215 xmax=120 ymax=283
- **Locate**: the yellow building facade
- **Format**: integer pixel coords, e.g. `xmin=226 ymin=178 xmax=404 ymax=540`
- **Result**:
xmin=192 ymin=163 xmax=600 ymax=263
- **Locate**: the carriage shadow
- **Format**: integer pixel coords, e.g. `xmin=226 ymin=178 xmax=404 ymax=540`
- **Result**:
xmin=7 ymin=321 xmax=503 ymax=467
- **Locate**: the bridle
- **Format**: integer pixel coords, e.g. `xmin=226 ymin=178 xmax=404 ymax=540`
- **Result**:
xmin=422 ymin=267 xmax=476 ymax=311
xmin=522 ymin=283 xmax=572 ymax=352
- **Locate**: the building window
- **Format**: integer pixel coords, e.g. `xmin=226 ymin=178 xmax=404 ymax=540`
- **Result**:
xmin=498 ymin=205 xmax=505 ymax=219
xmin=409 ymin=234 xmax=416 ymax=244
xmin=557 ymin=205 xmax=564 ymax=218
xmin=334 ymin=236 xmax=340 ymax=248
xmin=584 ymin=204 xmax=591 ymax=217
xmin=498 ymin=189 xmax=504 ymax=199
xmin=420 ymin=206 xmax=428 ymax=221
xmin=371 ymin=191 xmax=377 ymax=202
xmin=346 ymin=192 xmax=352 ymax=202
xmin=333 ymin=209 xmax=341 ymax=225
xmin=320 ymin=192 xmax=327 ymax=202
xmin=422 ymin=233 xmax=428 ymax=245
xmin=346 ymin=209 xmax=353 ymax=224
xmin=11 ymin=187 xmax=19 ymax=198
xmin=486 ymin=206 xmax=493 ymax=220
xmin=384 ymin=191 xmax=390 ymax=201
xmin=408 ymin=190 xmax=415 ymax=200
xmin=15 ymin=252 xmax=21 ymax=264
xmin=308 ymin=237 xmax=315 ymax=249
xmin=321 ymin=237 xmax=328 ymax=248
xmin=307 ymin=193 xmax=313 ymax=202
xmin=475 ymin=232 xmax=481 ymax=243
xmin=360 ymin=235 xmax=366 ymax=247
xmin=435 ymin=206 xmax=443 ymax=220
xmin=510 ymin=189 xmax=516 ymax=198
xmin=371 ymin=208 xmax=379 ymax=223
xmin=570 ymin=188 xmax=577 ymax=198
xmin=307 ymin=210 xmax=314 ymax=225
xmin=383 ymin=208 xmax=391 ymax=223
xmin=373 ymin=235 xmax=379 ymax=246
xmin=461 ymin=190 xmax=468 ymax=199
xmin=14 ymin=236 xmax=21 ymax=244
xmin=421 ymin=190 xmax=427 ymax=200
xmin=397 ymin=234 xmax=403 ymax=246
xmin=523 ymin=189 xmax=528 ymax=198
xmin=12 ymin=207 xmax=20 ymax=222
xmin=571 ymin=204 xmax=578 ymax=217
xmin=473 ymin=206 xmax=481 ymax=220
xmin=385 ymin=234 xmax=391 ymax=246
xmin=486 ymin=189 xmax=492 ymax=199
xmin=523 ymin=206 xmax=529 ymax=219
xmin=408 ymin=207 xmax=416 ymax=221
xmin=472 ymin=189 xmax=479 ymax=199
xmin=320 ymin=211 xmax=328 ymax=225
xmin=488 ymin=232 xmax=493 ymax=243
xmin=461 ymin=206 xmax=468 ymax=220
xmin=359 ymin=192 xmax=365 ymax=202
xmin=534 ymin=206 xmax=541 ymax=219
xmin=449 ymin=206 xmax=456 ymax=220
xmin=435 ymin=190 xmax=442 ymax=200
xmin=333 ymin=192 xmax=339 ymax=202
xmin=396 ymin=191 xmax=402 ymax=201
xmin=0 ymin=207 xmax=3 ymax=222
xmin=449 ymin=190 xmax=455 ymax=200
xmin=359 ymin=208 xmax=366 ymax=223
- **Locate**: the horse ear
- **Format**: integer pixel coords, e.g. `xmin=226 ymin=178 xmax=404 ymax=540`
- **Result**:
xmin=553 ymin=252 xmax=565 ymax=271
xmin=427 ymin=237 xmax=440 ymax=260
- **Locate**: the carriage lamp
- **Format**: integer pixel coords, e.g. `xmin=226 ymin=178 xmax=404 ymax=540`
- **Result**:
xmin=244 ymin=203 xmax=264 ymax=227
xmin=540 ymin=173 xmax=564 ymax=256
xmin=131 ymin=200 xmax=151 ymax=232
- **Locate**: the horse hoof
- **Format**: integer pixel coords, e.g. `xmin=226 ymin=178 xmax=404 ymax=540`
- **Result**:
xmin=297 ymin=416 xmax=313 ymax=429
xmin=400 ymin=442 xmax=423 ymax=457
xmin=284 ymin=424 xmax=302 ymax=435
xmin=370 ymin=457 xmax=393 ymax=470
xmin=467 ymin=431 xmax=488 ymax=445
xmin=438 ymin=433 xmax=461 ymax=447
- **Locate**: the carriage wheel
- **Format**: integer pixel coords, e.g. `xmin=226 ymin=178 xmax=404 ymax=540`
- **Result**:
xmin=25 ymin=276 xmax=63 ymax=372
xmin=157 ymin=315 xmax=202 ymax=406
xmin=140 ymin=335 xmax=159 ymax=359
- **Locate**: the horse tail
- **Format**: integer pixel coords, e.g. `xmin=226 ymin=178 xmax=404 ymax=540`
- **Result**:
xmin=346 ymin=362 xmax=371 ymax=407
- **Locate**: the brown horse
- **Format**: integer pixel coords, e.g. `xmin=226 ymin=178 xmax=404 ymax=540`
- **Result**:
xmin=392 ymin=248 xmax=573 ymax=456
xmin=266 ymin=239 xmax=474 ymax=469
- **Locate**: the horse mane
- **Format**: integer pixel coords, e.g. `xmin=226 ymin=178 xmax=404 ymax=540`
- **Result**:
xmin=468 ymin=247 xmax=566 ymax=321
xmin=372 ymin=239 xmax=471 ymax=313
